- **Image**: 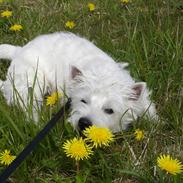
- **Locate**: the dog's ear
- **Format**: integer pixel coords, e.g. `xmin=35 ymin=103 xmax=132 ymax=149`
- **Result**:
xmin=71 ymin=66 xmax=82 ymax=79
xmin=129 ymin=82 xmax=146 ymax=101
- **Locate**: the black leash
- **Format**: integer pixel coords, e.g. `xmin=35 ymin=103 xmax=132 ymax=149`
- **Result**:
xmin=0 ymin=98 xmax=71 ymax=183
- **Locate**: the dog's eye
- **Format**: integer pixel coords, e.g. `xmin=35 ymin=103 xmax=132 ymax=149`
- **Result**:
xmin=81 ymin=99 xmax=87 ymax=104
xmin=104 ymin=108 xmax=114 ymax=114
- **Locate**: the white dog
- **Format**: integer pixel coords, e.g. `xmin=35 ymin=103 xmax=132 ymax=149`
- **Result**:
xmin=0 ymin=32 xmax=157 ymax=132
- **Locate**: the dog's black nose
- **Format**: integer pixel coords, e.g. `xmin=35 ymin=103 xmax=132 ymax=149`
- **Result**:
xmin=78 ymin=117 xmax=92 ymax=131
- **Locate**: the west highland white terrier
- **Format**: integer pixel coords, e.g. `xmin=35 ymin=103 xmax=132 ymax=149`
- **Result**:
xmin=0 ymin=32 xmax=157 ymax=132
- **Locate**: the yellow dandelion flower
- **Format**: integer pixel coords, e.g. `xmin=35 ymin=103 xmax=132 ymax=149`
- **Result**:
xmin=134 ymin=129 xmax=144 ymax=141
xmin=83 ymin=126 xmax=114 ymax=148
xmin=65 ymin=21 xmax=76 ymax=29
xmin=157 ymin=154 xmax=183 ymax=175
xmin=46 ymin=92 xmax=62 ymax=106
xmin=121 ymin=0 xmax=130 ymax=4
xmin=9 ymin=24 xmax=23 ymax=31
xmin=63 ymin=137 xmax=93 ymax=161
xmin=0 ymin=150 xmax=16 ymax=166
xmin=1 ymin=10 xmax=12 ymax=18
xmin=88 ymin=3 xmax=95 ymax=12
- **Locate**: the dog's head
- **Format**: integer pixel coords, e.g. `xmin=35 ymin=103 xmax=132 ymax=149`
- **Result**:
xmin=68 ymin=65 xmax=155 ymax=132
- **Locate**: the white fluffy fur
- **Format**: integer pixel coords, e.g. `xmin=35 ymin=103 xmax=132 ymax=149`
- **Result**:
xmin=0 ymin=32 xmax=157 ymax=132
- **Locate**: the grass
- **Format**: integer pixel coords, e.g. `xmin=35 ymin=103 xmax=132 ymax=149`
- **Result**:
xmin=0 ymin=0 xmax=183 ymax=182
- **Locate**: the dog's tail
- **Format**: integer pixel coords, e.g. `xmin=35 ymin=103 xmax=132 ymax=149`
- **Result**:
xmin=0 ymin=44 xmax=21 ymax=60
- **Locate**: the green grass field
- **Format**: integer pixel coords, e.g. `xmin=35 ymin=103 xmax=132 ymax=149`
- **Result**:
xmin=0 ymin=0 xmax=183 ymax=182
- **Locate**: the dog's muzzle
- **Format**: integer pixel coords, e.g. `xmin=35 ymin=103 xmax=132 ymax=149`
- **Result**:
xmin=78 ymin=117 xmax=92 ymax=131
